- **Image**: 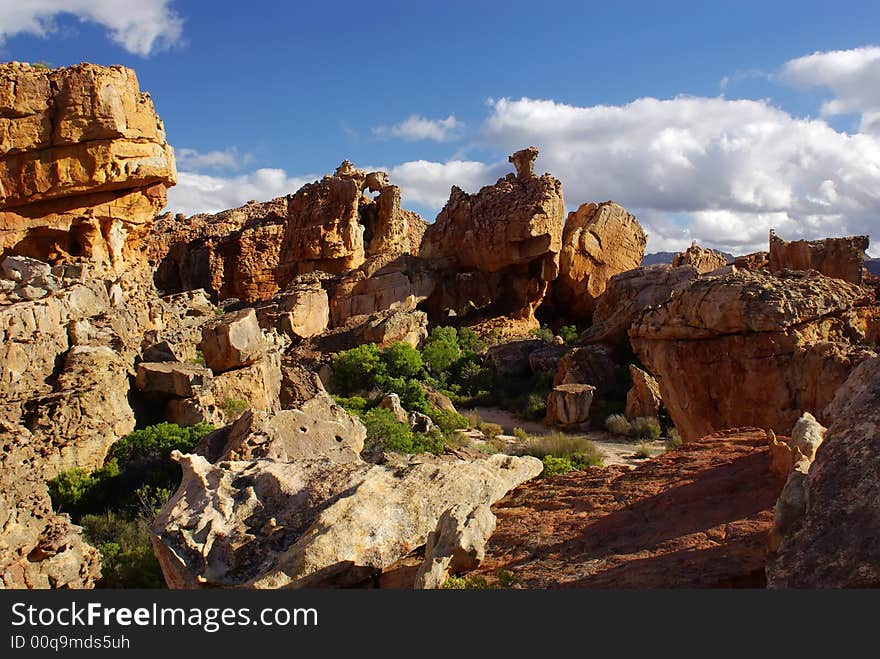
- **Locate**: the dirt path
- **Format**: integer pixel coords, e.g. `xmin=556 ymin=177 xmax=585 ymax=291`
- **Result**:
xmin=467 ymin=406 xmax=666 ymax=468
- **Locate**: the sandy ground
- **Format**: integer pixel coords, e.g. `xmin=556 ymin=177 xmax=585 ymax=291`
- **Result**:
xmin=466 ymin=406 xmax=667 ymax=468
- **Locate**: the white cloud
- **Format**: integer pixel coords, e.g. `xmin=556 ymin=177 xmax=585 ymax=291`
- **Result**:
xmin=165 ymin=169 xmax=316 ymax=217
xmin=783 ymin=46 xmax=880 ymax=134
xmin=374 ymin=115 xmax=462 ymax=142
xmin=0 ymin=0 xmax=183 ymax=56
xmin=481 ymin=95 xmax=880 ymax=255
xmin=386 ymin=159 xmax=506 ymax=209
xmin=175 ymin=147 xmax=251 ymax=171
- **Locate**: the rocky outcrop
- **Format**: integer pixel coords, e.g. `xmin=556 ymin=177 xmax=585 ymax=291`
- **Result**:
xmin=475 ymin=428 xmax=783 ymax=587
xmin=630 ymin=269 xmax=877 ymax=441
xmin=672 ymin=242 xmax=729 ymax=274
xmin=625 ymin=365 xmax=661 ymax=419
xmin=580 ymin=265 xmax=699 ymax=350
xmin=767 ymin=357 xmax=880 ymax=587
xmin=769 ymin=231 xmax=869 ymax=285
xmin=420 ymin=148 xmax=564 ymax=325
xmin=1 ymin=62 xmax=175 ymax=273
xmin=150 ymin=162 xmax=425 ymax=303
xmin=414 ymin=503 xmax=496 ymax=589
xmin=554 ymin=344 xmax=621 ymax=399
xmin=0 ymin=422 xmax=102 ymax=588
xmin=545 ymin=384 xmax=595 ymax=428
xmin=199 ymin=308 xmax=266 ymax=373
xmin=552 ymin=201 xmax=646 ymax=320
xmin=150 ymin=452 xmax=543 ymax=588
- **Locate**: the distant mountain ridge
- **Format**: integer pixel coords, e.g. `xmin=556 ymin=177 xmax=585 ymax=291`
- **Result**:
xmin=867 ymin=258 xmax=880 ymax=276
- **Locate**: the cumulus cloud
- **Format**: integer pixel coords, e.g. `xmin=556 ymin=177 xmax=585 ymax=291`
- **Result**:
xmin=165 ymin=169 xmax=316 ymax=217
xmin=374 ymin=115 xmax=462 ymax=142
xmin=0 ymin=0 xmax=183 ymax=56
xmin=784 ymin=46 xmax=880 ymax=133
xmin=481 ymin=95 xmax=880 ymax=255
xmin=175 ymin=147 xmax=252 ymax=171
xmin=387 ymin=159 xmax=505 ymax=208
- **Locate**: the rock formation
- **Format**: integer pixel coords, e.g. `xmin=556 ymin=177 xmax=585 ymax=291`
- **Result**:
xmin=631 ymin=269 xmax=877 ymax=441
xmin=625 ymin=365 xmax=662 ymax=419
xmin=554 ymin=344 xmax=621 ymax=399
xmin=580 ymin=264 xmax=699 ymax=350
xmin=420 ymin=147 xmax=564 ymax=326
xmin=768 ymin=231 xmax=869 ymax=285
xmin=414 ymin=503 xmax=496 ymax=589
xmin=150 ymin=162 xmax=426 ymax=303
xmin=552 ymin=201 xmax=646 ymax=320
xmin=672 ymin=241 xmax=729 ymax=274
xmin=1 ymin=62 xmax=175 ymax=273
xmin=151 ymin=451 xmax=542 ymax=588
xmin=545 ymin=384 xmax=595 ymax=428
xmin=767 ymin=357 xmax=880 ymax=587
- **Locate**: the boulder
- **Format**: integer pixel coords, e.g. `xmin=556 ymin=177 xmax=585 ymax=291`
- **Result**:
xmin=277 ymin=279 xmax=329 ymax=339
xmin=209 ymin=351 xmax=282 ymax=418
xmin=528 ymin=344 xmax=567 ymax=376
xmin=380 ymin=393 xmax=409 ymax=423
xmin=359 ymin=307 xmax=428 ymax=348
xmin=420 ymin=147 xmax=564 ymax=324
xmin=414 ymin=503 xmax=496 ymax=589
xmin=554 ymin=344 xmax=621 ymax=398
xmin=485 ymin=340 xmax=546 ymax=379
xmin=552 ymin=201 xmax=646 ymax=320
xmin=150 ymin=452 xmax=543 ymax=588
xmin=409 ymin=411 xmax=436 ymax=434
xmin=135 ymin=361 xmax=213 ymax=398
xmin=769 ymin=231 xmax=869 ymax=285
xmin=625 ymin=365 xmax=662 ymax=419
xmin=196 ymin=392 xmax=365 ymax=464
xmin=425 ymin=387 xmax=457 ymax=414
xmin=199 ymin=308 xmax=266 ymax=373
xmin=581 ymin=264 xmax=699 ymax=350
xmin=546 ymin=384 xmax=595 ymax=428
xmin=767 ymin=357 xmax=880 ymax=587
xmin=0 ymin=62 xmax=175 ymax=273
xmin=672 ymin=242 xmax=730 ymax=274
xmin=630 ymin=269 xmax=877 ymax=441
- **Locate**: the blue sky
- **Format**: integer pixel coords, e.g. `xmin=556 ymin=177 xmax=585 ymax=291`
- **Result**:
xmin=2 ymin=0 xmax=879 ymax=256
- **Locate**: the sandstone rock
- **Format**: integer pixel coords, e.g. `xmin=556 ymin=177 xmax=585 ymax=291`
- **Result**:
xmin=1 ymin=254 xmax=51 ymax=284
xmin=380 ymin=393 xmax=408 ymax=423
xmin=409 ymin=411 xmax=436 ymax=434
xmin=475 ymin=428 xmax=783 ymax=587
xmin=768 ymin=357 xmax=880 ymax=587
xmin=210 ymin=351 xmax=282 ymax=418
xmin=789 ymin=412 xmax=827 ymax=461
xmin=151 ymin=452 xmax=543 ymax=588
xmin=359 ymin=307 xmax=428 ymax=348
xmin=554 ymin=344 xmax=621 ymax=398
xmin=625 ymin=365 xmax=662 ymax=419
xmin=277 ymin=279 xmax=329 ymax=339
xmin=135 ymin=361 xmax=213 ymax=398
xmin=420 ymin=148 xmax=564 ymax=324
xmin=414 ymin=503 xmax=496 ymax=589
xmin=769 ymin=231 xmax=869 ymax=285
xmin=0 ymin=421 xmax=102 ymax=588
xmin=546 ymin=384 xmax=595 ymax=428
xmin=672 ymin=242 xmax=730 ymax=274
xmin=485 ymin=340 xmax=545 ymax=379
xmin=150 ymin=162 xmax=424 ymax=303
xmin=553 ymin=201 xmax=646 ymax=320
xmin=767 ymin=457 xmax=811 ymax=553
xmin=631 ymin=269 xmax=876 ymax=441
xmin=581 ymin=264 xmax=699 ymax=350
xmin=196 ymin=392 xmax=365 ymax=464
xmin=199 ymin=308 xmax=266 ymax=373
xmin=28 ymin=345 xmax=135 ymax=477
xmin=733 ymin=251 xmax=769 ymax=270
xmin=528 ymin=344 xmax=567 ymax=376
xmin=279 ymin=361 xmax=327 ymax=409
xmin=0 ymin=62 xmax=175 ymax=273
xmin=425 ymin=387 xmax=457 ymax=414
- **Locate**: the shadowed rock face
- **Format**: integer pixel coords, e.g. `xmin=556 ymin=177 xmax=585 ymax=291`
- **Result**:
xmin=0 ymin=62 xmax=176 ymax=273
xmin=420 ymin=148 xmax=564 ymax=326
xmin=552 ymin=201 xmax=646 ymax=321
xmin=769 ymin=231 xmax=869 ymax=285
xmin=630 ymin=269 xmax=877 ymax=442
xmin=150 ymin=163 xmax=426 ymax=303
xmin=768 ymin=357 xmax=880 ymax=588
xmin=475 ymin=429 xmax=783 ymax=588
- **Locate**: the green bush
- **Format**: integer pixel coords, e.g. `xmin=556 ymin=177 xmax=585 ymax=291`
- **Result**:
xmin=478 ymin=422 xmax=504 ymax=439
xmin=559 ymin=325 xmax=579 ymax=344
xmin=525 ymin=433 xmax=603 ymax=465
xmin=361 ymin=407 xmax=445 ymax=455
xmin=630 ymin=416 xmax=662 ymax=440
xmin=541 ymin=455 xmax=579 ymax=477
xmin=422 ymin=326 xmax=461 ymax=375
xmin=605 ymin=413 xmax=632 ymax=436
xmin=426 ymin=408 xmax=468 ymax=434
xmin=80 ymin=512 xmax=165 ymax=588
xmin=665 ymin=428 xmax=683 ymax=451
xmin=381 ymin=343 xmax=425 ymax=380
xmin=634 ymin=442 xmax=655 ymax=459
xmin=110 ymin=422 xmax=214 ymax=466
xmin=522 ymin=392 xmax=547 ymax=420
xmin=512 ymin=427 xmax=529 ymax=441
xmin=379 ymin=376 xmax=429 ymax=414
xmin=442 ymin=574 xmax=493 ymax=589
xmin=530 ymin=325 xmax=554 ymax=343
xmin=332 ymin=395 xmax=369 ymax=415
xmin=456 ymin=327 xmax=485 ymax=357
xmin=47 ymin=462 xmax=118 ymax=515
xmin=332 ymin=343 xmax=386 ymax=394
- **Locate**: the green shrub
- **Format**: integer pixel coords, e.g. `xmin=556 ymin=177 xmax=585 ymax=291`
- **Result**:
xmin=332 ymin=395 xmax=369 ymax=415
xmin=382 ymin=342 xmax=425 ymax=380
xmin=605 ymin=413 xmax=632 ymax=436
xmin=665 ymin=428 xmax=683 ymax=451
xmin=478 ymin=422 xmax=504 ymax=439
xmin=634 ymin=442 xmax=655 ymax=459
xmin=559 ymin=325 xmax=579 ymax=344
xmin=456 ymin=327 xmax=485 ymax=357
xmin=541 ymin=455 xmax=579 ymax=476
xmin=522 ymin=392 xmax=547 ymax=420
xmin=512 ymin=427 xmax=529 ymax=441
xmin=497 ymin=569 xmax=517 ymax=588
xmin=630 ymin=416 xmax=662 ymax=440
xmin=332 ymin=343 xmax=386 ymax=394
xmin=458 ymin=361 xmax=493 ymax=398
xmin=530 ymin=325 xmax=554 ymax=343
xmin=461 ymin=409 xmax=482 ymax=428
xmin=442 ymin=574 xmax=493 ymax=589
xmin=110 ymin=422 xmax=214 ymax=466
xmin=361 ymin=407 xmax=445 ymax=455
xmin=426 ymin=408 xmax=468 ymax=434
xmin=525 ymin=433 xmax=603 ymax=466
xmin=422 ymin=326 xmax=461 ymax=375
xmin=81 ymin=512 xmax=165 ymax=588
xmin=380 ymin=376 xmax=429 ymax=414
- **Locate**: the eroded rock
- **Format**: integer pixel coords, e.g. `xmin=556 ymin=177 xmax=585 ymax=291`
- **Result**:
xmin=769 ymin=231 xmax=869 ymax=285
xmin=546 ymin=384 xmax=595 ymax=428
